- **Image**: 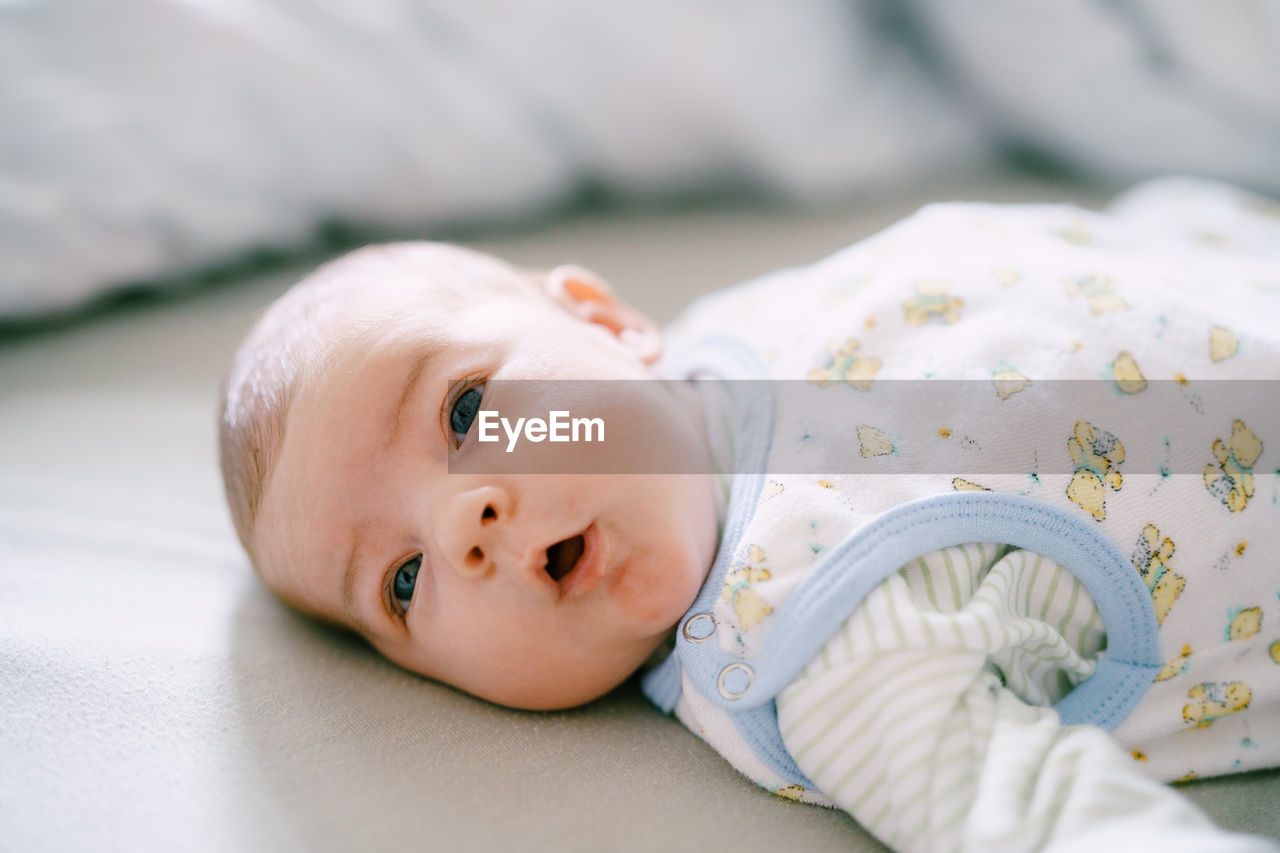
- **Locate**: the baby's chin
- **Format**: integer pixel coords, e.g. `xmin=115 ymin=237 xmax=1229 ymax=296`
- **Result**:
xmin=462 ymin=640 xmax=669 ymax=712
xmin=462 ymin=673 xmax=622 ymax=712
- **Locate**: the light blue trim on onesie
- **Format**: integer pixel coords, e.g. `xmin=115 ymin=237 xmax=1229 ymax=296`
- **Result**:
xmin=739 ymin=491 xmax=1163 ymax=728
xmin=642 ymin=338 xmax=1163 ymax=793
xmin=644 ymin=335 xmax=774 ymax=713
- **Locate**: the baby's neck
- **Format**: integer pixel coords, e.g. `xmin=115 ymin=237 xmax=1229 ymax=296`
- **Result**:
xmin=675 ymin=377 xmax=733 ymax=538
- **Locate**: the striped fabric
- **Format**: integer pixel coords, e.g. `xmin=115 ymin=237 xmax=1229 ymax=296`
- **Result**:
xmin=775 ymin=545 xmax=1257 ymax=852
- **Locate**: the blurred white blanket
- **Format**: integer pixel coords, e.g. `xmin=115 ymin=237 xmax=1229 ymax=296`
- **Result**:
xmin=911 ymin=0 xmax=1280 ymax=189
xmin=0 ymin=0 xmax=978 ymax=316
xmin=1 ymin=0 xmax=1277 ymax=317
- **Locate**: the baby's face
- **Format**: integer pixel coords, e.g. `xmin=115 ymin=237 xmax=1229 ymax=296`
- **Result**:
xmin=253 ymin=261 xmax=719 ymax=709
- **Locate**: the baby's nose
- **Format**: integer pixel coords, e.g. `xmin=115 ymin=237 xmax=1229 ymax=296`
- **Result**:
xmin=440 ymin=484 xmax=511 ymax=579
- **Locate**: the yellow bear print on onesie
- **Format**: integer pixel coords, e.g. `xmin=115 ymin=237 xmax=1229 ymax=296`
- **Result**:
xmin=1209 ymin=326 xmax=1239 ymax=362
xmin=721 ymin=545 xmax=773 ymax=633
xmin=758 ymin=481 xmax=784 ymax=505
xmin=1068 ymin=274 xmax=1127 ymax=315
xmin=1067 ymin=420 xmax=1125 ymax=521
xmin=1131 ymin=524 xmax=1185 ymax=626
xmin=1182 ymin=681 xmax=1252 ymax=728
xmin=1156 ymin=645 xmax=1193 ymax=682
xmin=806 ymin=337 xmax=881 ymax=390
xmin=1228 ymin=607 xmax=1263 ymax=641
xmin=1203 ymin=420 xmax=1263 ymax=512
xmin=952 ymin=477 xmax=991 ymax=492
xmin=857 ymin=425 xmax=895 ymax=458
xmin=903 ymin=279 xmax=963 ymax=325
xmin=1111 ymin=351 xmax=1147 ymax=394
xmin=992 ymin=369 xmax=1031 ymax=399
xmin=771 ymin=785 xmax=807 ymax=802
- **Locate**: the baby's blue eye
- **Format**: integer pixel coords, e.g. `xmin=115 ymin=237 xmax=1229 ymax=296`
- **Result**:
xmin=450 ymin=386 xmax=483 ymax=443
xmin=393 ymin=556 xmax=421 ymax=611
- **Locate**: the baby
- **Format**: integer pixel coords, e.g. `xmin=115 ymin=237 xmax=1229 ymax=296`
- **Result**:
xmin=221 ymin=178 xmax=1280 ymax=852
xmin=219 ymin=244 xmax=721 ymax=711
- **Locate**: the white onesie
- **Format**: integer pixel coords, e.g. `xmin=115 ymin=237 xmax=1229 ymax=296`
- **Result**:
xmin=642 ymin=178 xmax=1280 ymax=852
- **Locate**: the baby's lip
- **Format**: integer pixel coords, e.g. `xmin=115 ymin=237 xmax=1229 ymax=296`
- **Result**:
xmin=531 ymin=523 xmax=607 ymax=600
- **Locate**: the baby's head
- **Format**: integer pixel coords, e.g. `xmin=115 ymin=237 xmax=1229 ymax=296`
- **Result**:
xmin=219 ymin=243 xmax=718 ymax=710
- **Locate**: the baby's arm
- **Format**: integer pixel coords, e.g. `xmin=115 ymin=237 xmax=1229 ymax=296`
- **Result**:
xmin=775 ymin=547 xmax=1276 ymax=853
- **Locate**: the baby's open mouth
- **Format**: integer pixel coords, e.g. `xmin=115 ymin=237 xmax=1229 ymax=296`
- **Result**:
xmin=544 ymin=533 xmax=586 ymax=583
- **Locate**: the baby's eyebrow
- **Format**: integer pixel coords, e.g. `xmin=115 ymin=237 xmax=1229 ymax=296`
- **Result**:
xmin=387 ymin=348 xmax=435 ymax=449
xmin=340 ymin=518 xmax=380 ymax=638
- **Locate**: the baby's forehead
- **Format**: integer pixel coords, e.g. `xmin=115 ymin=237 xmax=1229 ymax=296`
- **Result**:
xmin=261 ymin=242 xmax=540 ymax=357
xmin=281 ymin=246 xmax=551 ymax=394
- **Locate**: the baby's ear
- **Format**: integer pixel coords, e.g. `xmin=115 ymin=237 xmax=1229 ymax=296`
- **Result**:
xmin=545 ymin=264 xmax=661 ymax=365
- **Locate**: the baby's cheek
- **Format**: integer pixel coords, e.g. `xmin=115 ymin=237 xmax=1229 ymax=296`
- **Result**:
xmin=611 ymin=576 xmax=665 ymax=627
xmin=613 ymin=556 xmax=695 ymax=631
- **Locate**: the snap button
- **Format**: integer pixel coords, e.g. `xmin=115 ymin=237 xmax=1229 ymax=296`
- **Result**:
xmin=717 ymin=662 xmax=754 ymax=700
xmin=681 ymin=613 xmax=716 ymax=643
